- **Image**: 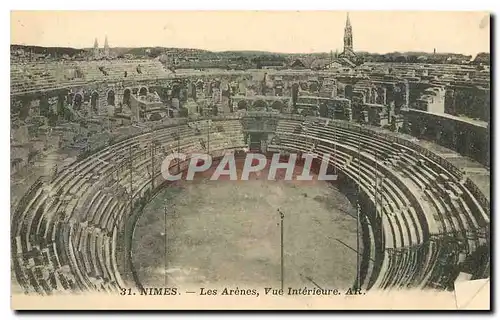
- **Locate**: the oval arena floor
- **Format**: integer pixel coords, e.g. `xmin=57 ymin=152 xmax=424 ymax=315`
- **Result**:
xmin=132 ymin=157 xmax=360 ymax=291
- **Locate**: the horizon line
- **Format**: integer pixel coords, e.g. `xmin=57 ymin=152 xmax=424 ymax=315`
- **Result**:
xmin=10 ymin=43 xmax=488 ymax=57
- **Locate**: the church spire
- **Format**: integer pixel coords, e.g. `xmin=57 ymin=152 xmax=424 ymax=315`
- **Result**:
xmin=104 ymin=35 xmax=110 ymax=57
xmin=93 ymin=38 xmax=99 ymax=59
xmin=343 ymin=12 xmax=353 ymax=54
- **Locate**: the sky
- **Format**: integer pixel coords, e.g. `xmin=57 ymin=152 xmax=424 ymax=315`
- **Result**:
xmin=10 ymin=11 xmax=490 ymax=56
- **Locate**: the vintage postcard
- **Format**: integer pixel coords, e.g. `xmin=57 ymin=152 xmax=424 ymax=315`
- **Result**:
xmin=10 ymin=11 xmax=490 ymax=310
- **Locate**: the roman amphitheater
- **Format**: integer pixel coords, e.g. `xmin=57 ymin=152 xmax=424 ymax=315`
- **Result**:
xmin=10 ymin=54 xmax=490 ymax=296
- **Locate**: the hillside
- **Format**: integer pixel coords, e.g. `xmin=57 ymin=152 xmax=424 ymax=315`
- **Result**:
xmin=11 ymin=45 xmax=87 ymax=57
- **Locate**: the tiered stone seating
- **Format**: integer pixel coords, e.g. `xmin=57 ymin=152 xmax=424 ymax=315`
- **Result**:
xmin=77 ymin=60 xmax=171 ymax=83
xmin=267 ymin=114 xmax=489 ymax=290
xmin=11 ymin=113 xmax=489 ymax=294
xmin=10 ymin=62 xmax=90 ymax=94
xmin=272 ymin=119 xmax=424 ymax=289
xmin=10 ymin=60 xmax=172 ymax=94
xmin=12 ymin=117 xmax=246 ymax=294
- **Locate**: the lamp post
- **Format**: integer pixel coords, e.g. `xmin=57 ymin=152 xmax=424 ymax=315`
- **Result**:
xmin=207 ymin=120 xmax=211 ymax=154
xmin=164 ymin=205 xmax=168 ymax=286
xmin=118 ymin=145 xmax=134 ymax=282
xmin=105 ymin=180 xmax=132 ymax=285
xmin=149 ymin=138 xmax=160 ymax=190
xmin=173 ymin=128 xmax=181 ymax=173
xmin=356 ymin=124 xmax=362 ymax=290
xmin=277 ymin=208 xmax=285 ymax=291
xmin=120 ymin=186 xmax=132 ymax=280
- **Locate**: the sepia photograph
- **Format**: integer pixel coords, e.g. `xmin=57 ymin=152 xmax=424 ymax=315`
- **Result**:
xmin=9 ymin=10 xmax=491 ymax=311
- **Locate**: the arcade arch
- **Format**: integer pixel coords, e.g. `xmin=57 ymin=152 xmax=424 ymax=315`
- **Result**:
xmin=237 ymin=100 xmax=248 ymax=110
xmin=171 ymin=83 xmax=181 ymax=99
xmin=345 ymin=85 xmax=353 ymax=100
xmin=309 ymin=81 xmax=319 ymax=92
xmin=252 ymin=100 xmax=268 ymax=111
xmin=90 ymin=91 xmax=99 ymax=112
xmin=73 ymin=92 xmax=83 ymax=110
xmin=107 ymin=90 xmax=116 ymax=106
xmin=139 ymin=87 xmax=148 ymax=96
xmin=123 ymin=88 xmax=131 ymax=106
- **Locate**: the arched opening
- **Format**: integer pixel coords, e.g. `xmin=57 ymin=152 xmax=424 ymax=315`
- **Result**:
xmin=159 ymin=87 xmax=169 ymax=102
xmin=309 ymin=81 xmax=319 ymax=92
xmin=139 ymin=87 xmax=148 ymax=96
xmin=252 ymin=100 xmax=268 ymax=111
xmin=191 ymin=83 xmax=197 ymax=100
xmin=83 ymin=92 xmax=91 ymax=103
xmin=237 ymin=100 xmax=248 ymax=110
xmin=299 ymin=82 xmax=308 ymax=91
xmin=90 ymin=91 xmax=99 ymax=113
xmin=107 ymin=90 xmax=115 ymax=106
xmin=73 ymin=93 xmax=83 ymax=110
xmin=171 ymin=84 xmax=181 ymax=99
xmin=39 ymin=95 xmax=50 ymax=118
xmin=270 ymin=100 xmax=284 ymax=112
xmin=345 ymin=85 xmax=353 ymax=100
xmin=123 ymin=89 xmax=131 ymax=106
xmin=319 ymin=103 xmax=329 ymax=118
xmin=167 ymin=108 xmax=174 ymax=118
xmin=376 ymin=87 xmax=385 ymax=105
xmin=180 ymin=88 xmax=188 ymax=102
xmin=57 ymin=94 xmax=67 ymax=117
xmin=149 ymin=112 xmax=162 ymax=121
